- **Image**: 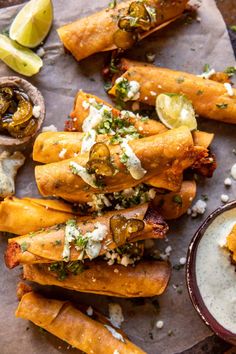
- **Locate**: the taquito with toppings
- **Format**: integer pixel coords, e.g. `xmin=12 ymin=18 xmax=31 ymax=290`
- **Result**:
xmin=33 ymin=91 xmax=213 ymax=164
xmin=23 ymin=260 xmax=171 ymax=297
xmin=5 ymin=203 xmax=168 ymax=269
xmin=33 ymin=130 xmax=213 ymax=164
xmin=57 ymin=0 xmax=188 ymax=62
xmin=109 ymin=59 xmax=236 ymax=124
xmin=16 ymin=291 xmax=146 ymax=354
xmin=68 ymin=91 xmax=167 ymax=134
xmin=35 ymin=126 xmax=205 ymax=202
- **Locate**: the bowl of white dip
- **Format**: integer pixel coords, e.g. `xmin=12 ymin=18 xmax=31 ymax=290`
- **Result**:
xmin=186 ymin=200 xmax=236 ymax=345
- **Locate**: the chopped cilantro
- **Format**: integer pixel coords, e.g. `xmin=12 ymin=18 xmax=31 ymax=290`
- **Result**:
xmin=120 ymin=153 xmax=129 ymax=164
xmin=203 ymin=63 xmax=210 ymax=73
xmin=108 ymin=0 xmax=117 ymax=9
xmin=20 ymin=241 xmax=29 ymax=252
xmin=196 ymin=90 xmax=204 ymax=95
xmin=224 ymin=66 xmax=236 ymax=77
xmin=115 ymin=78 xmax=130 ymax=100
xmin=110 ymin=59 xmax=119 ymax=74
xmin=172 ymin=195 xmax=182 ymax=205
xmin=175 ymin=77 xmax=185 ymax=84
xmin=104 ymin=81 xmax=113 ymax=92
xmin=49 ymin=261 xmax=86 ymax=280
xmin=74 ymin=235 xmax=88 ymax=249
xmin=216 ymin=103 xmax=228 ymax=109
xmin=54 ymin=240 xmax=62 ymax=246
xmin=201 ymin=194 xmax=208 ymax=201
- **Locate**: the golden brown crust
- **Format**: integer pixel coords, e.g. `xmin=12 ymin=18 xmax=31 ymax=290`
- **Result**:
xmin=35 ymin=127 xmax=203 ymax=202
xmin=16 ymin=292 xmax=146 ymax=353
xmin=5 ymin=203 xmax=168 ymax=268
xmin=0 ymin=196 xmax=77 ymax=235
xmin=23 ymin=260 xmax=171 ymax=297
xmin=154 ymin=180 xmax=196 ymax=219
xmin=109 ymin=59 xmax=236 ymax=124
xmin=57 ymin=0 xmax=188 ymax=61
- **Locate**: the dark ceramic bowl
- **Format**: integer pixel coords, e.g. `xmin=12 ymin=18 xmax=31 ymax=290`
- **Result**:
xmin=0 ymin=76 xmax=45 ymax=146
xmin=186 ymin=200 xmax=236 ymax=345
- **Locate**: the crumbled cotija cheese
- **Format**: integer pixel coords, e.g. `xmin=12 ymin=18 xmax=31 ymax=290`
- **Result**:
xmin=109 ymin=303 xmax=124 ymax=328
xmin=86 ymin=306 xmax=93 ymax=316
xmin=156 ymin=320 xmax=164 ymax=329
xmin=231 ymin=163 xmax=236 ymax=180
xmin=224 ymin=83 xmax=234 ymax=97
xmin=58 ymin=148 xmax=67 ymax=159
xmin=189 ymin=199 xmax=207 ymax=217
xmin=221 ymin=194 xmax=229 ymax=203
xmin=32 ymin=105 xmax=41 ymax=118
xmin=197 ymin=68 xmax=215 ymax=79
xmin=42 ymin=124 xmax=58 ymax=132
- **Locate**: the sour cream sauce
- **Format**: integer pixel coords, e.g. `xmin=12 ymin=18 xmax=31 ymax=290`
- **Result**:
xmin=196 ymin=207 xmax=236 ymax=333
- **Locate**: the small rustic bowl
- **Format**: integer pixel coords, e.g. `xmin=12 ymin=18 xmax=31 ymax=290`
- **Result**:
xmin=186 ymin=200 xmax=236 ymax=345
xmin=0 ymin=76 xmax=45 ymax=146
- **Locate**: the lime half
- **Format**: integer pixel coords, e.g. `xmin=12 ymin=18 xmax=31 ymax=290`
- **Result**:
xmin=9 ymin=0 xmax=53 ymax=48
xmin=156 ymin=93 xmax=197 ymax=131
xmin=0 ymin=34 xmax=43 ymax=76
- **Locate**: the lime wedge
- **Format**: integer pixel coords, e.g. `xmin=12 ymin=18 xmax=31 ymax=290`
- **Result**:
xmin=9 ymin=0 xmax=53 ymax=48
xmin=156 ymin=93 xmax=197 ymax=131
xmin=0 ymin=34 xmax=43 ymax=76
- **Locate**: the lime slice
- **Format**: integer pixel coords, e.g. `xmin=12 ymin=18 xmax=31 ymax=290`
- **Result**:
xmin=9 ymin=0 xmax=53 ymax=48
xmin=156 ymin=93 xmax=197 ymax=131
xmin=0 ymin=34 xmax=43 ymax=76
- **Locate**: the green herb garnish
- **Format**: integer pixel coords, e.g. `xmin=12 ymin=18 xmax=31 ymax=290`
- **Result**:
xmin=175 ymin=77 xmax=185 ymax=84
xmin=20 ymin=241 xmax=29 ymax=252
xmin=203 ymin=63 xmax=210 ymax=72
xmin=172 ymin=195 xmax=182 ymax=205
xmin=224 ymin=66 xmax=236 ymax=77
xmin=196 ymin=90 xmax=204 ymax=95
xmin=108 ymin=0 xmax=117 ymax=9
xmin=216 ymin=103 xmax=228 ymax=109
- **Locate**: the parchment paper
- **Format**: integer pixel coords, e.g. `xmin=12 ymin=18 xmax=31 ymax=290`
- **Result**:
xmin=0 ymin=1 xmax=236 ymax=353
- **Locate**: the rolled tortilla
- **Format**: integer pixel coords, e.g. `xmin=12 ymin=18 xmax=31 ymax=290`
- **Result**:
xmin=35 ymin=126 xmax=205 ymax=202
xmin=0 ymin=196 xmax=79 ymax=235
xmin=16 ymin=292 xmax=146 ymax=354
xmin=5 ymin=203 xmax=168 ymax=268
xmin=109 ymin=59 xmax=236 ymax=124
xmin=23 ymin=260 xmax=171 ymax=297
xmin=226 ymin=224 xmax=236 ymax=262
xmin=57 ymin=0 xmax=188 ymax=62
xmin=33 ymin=130 xmax=213 ymax=165
xmin=33 ymin=90 xmax=213 ymax=164
xmin=69 ymin=91 xmax=167 ymax=134
xmin=154 ymin=180 xmax=196 ymax=219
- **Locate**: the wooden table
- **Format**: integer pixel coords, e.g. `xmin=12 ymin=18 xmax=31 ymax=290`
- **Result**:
xmin=0 ymin=1 xmax=235 ymax=353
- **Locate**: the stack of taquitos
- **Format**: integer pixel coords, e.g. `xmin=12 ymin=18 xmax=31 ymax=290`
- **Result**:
xmin=109 ymin=58 xmax=236 ymax=124
xmin=57 ymin=0 xmax=188 ymax=61
xmin=32 ymin=91 xmax=214 ymax=218
xmin=16 ymin=291 xmax=146 ymax=353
